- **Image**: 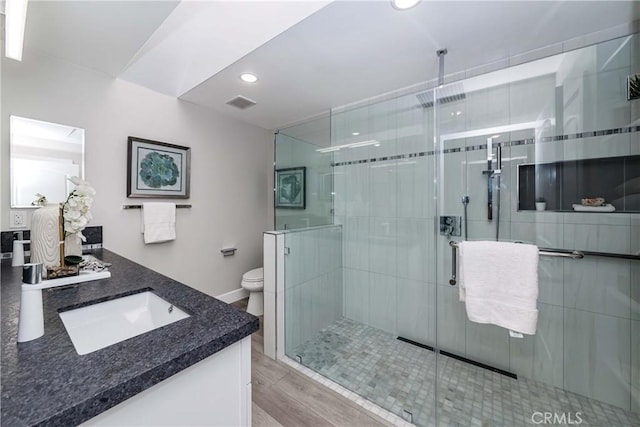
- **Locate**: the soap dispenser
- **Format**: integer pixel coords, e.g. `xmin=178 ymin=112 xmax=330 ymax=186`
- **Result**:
xmin=18 ymin=263 xmax=45 ymax=342
xmin=12 ymin=240 xmax=29 ymax=267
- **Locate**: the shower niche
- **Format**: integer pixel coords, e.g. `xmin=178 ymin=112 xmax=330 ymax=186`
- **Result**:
xmin=518 ymin=154 xmax=640 ymax=212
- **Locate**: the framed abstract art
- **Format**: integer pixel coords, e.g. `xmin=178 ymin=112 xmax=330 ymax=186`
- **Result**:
xmin=127 ymin=136 xmax=190 ymax=198
xmin=275 ymin=167 xmax=306 ymax=209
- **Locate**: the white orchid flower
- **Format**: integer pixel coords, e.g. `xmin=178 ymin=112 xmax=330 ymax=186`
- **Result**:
xmin=62 ymin=177 xmax=95 ymax=237
xmin=68 ymin=176 xmax=84 ymax=186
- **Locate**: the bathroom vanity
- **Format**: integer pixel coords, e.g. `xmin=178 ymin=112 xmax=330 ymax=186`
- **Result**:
xmin=0 ymin=249 xmax=258 ymax=426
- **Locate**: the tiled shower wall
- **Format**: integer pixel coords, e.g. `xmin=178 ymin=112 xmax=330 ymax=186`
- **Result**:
xmin=332 ymin=92 xmax=438 ymax=346
xmin=333 ymin=34 xmax=639 ymax=411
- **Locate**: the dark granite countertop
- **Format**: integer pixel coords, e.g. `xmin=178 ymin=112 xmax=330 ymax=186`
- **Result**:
xmin=1 ymin=249 xmax=259 ymax=427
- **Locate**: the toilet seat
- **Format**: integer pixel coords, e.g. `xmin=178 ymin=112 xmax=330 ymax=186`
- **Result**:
xmin=242 ymin=268 xmax=263 ymax=283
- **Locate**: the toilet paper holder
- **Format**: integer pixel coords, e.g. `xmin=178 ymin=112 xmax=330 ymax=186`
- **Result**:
xmin=220 ymin=248 xmax=237 ymax=257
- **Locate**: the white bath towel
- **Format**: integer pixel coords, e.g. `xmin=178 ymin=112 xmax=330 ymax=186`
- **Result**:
xmin=458 ymin=241 xmax=539 ymax=335
xmin=142 ymin=202 xmax=176 ymax=244
xmin=572 ymin=204 xmax=616 ymax=212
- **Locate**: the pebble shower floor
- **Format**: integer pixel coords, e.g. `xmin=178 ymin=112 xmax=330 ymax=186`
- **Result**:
xmin=293 ymin=318 xmax=640 ymax=427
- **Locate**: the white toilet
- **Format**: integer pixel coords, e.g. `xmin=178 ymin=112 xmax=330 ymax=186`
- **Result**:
xmin=241 ymin=267 xmax=264 ymax=316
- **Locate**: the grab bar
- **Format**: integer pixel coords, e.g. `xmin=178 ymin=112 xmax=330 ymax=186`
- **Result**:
xmin=448 ymin=241 xmax=584 ymax=259
xmin=448 ymin=241 xmax=585 ymax=286
xmin=539 ymin=248 xmax=640 ymax=261
xmin=535 ymin=248 xmax=585 ymax=259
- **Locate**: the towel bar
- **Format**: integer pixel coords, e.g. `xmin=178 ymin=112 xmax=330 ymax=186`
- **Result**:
xmin=449 ymin=241 xmax=584 ymax=259
xmin=122 ymin=204 xmax=192 ymax=209
xmin=448 ymin=240 xmax=585 ymax=287
xmin=449 ymin=241 xmax=639 ymax=285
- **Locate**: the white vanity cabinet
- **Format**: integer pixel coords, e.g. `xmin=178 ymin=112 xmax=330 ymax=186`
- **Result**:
xmin=82 ymin=336 xmax=252 ymax=426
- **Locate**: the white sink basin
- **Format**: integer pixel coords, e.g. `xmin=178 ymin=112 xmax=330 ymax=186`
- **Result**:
xmin=59 ymin=291 xmax=190 ymax=355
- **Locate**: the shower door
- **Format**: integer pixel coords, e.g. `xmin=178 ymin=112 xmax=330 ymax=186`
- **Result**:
xmin=279 ymin=93 xmax=440 ymax=425
xmin=329 ymin=94 xmax=440 ymax=425
xmin=433 ymin=34 xmax=640 ymax=426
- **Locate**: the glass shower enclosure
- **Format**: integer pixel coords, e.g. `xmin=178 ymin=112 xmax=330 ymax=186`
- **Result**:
xmin=274 ymin=116 xmax=333 ymax=231
xmin=277 ymin=33 xmax=639 ymax=426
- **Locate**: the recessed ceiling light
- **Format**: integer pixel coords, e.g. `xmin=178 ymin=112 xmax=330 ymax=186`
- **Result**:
xmin=352 ymin=132 xmax=360 ymax=136
xmin=240 ymin=73 xmax=258 ymax=83
xmin=391 ymin=0 xmax=421 ymax=11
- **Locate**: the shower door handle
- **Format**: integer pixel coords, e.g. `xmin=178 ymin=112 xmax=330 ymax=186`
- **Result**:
xmin=449 ymin=242 xmax=457 ymax=286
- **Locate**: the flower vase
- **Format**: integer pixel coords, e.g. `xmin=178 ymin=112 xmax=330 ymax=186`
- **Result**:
xmin=64 ymin=233 xmax=83 ymax=257
xmin=30 ymin=204 xmax=61 ymax=269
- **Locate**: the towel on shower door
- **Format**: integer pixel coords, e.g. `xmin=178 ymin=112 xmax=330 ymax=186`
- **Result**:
xmin=142 ymin=202 xmax=176 ymax=244
xmin=458 ymin=240 xmax=539 ymax=335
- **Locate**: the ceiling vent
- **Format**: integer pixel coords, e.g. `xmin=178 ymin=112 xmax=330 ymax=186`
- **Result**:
xmin=226 ymin=95 xmax=257 ymax=110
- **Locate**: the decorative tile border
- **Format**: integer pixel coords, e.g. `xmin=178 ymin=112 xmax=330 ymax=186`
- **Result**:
xmin=332 ymin=125 xmax=640 ymax=167
xmin=1 ymin=226 xmax=103 ymax=255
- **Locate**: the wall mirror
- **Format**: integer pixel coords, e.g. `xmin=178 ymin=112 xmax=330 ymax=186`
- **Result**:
xmin=10 ymin=116 xmax=85 ymax=208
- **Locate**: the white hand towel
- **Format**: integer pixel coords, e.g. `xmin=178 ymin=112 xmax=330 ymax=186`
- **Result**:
xmin=571 ymin=204 xmax=616 ymax=212
xmin=458 ymin=241 xmax=539 ymax=335
xmin=142 ymin=202 xmax=176 ymax=244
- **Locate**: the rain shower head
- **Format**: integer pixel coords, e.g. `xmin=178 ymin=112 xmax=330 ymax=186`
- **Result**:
xmin=415 ymin=83 xmax=466 ymax=108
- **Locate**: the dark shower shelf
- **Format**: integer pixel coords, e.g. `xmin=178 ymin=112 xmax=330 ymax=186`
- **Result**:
xmin=517 ymin=154 xmax=640 ymax=213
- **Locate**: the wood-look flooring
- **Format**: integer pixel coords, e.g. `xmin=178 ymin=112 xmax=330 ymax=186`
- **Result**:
xmin=231 ymin=299 xmax=391 ymax=427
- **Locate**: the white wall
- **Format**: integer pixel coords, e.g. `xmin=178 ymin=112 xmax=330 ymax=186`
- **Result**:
xmin=1 ymin=49 xmax=274 ymax=297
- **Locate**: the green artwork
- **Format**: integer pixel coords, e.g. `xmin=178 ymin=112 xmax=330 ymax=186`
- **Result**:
xmin=280 ymin=175 xmax=301 ymax=203
xmin=629 ymin=73 xmax=640 ymax=101
xmin=139 ymin=152 xmax=179 ymax=188
xmin=276 ymin=167 xmax=306 ymax=209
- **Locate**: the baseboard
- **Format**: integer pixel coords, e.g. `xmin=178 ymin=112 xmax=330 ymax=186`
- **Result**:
xmin=216 ymin=287 xmax=249 ymax=304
